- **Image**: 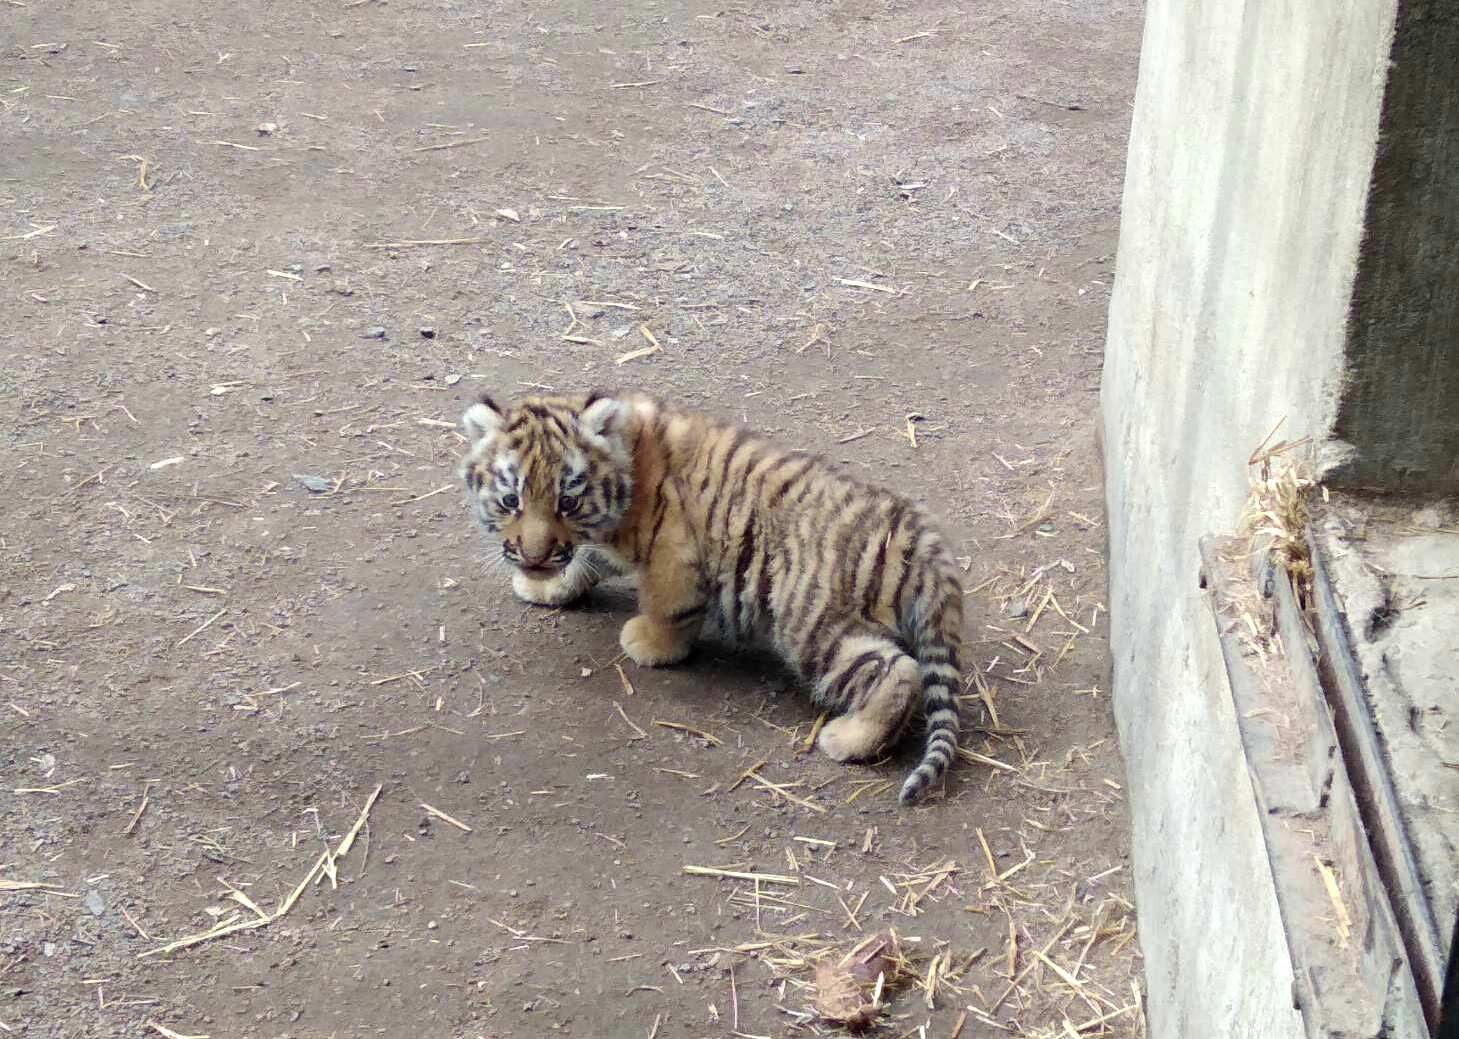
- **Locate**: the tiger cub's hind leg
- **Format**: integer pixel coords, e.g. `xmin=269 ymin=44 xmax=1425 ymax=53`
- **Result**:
xmin=813 ymin=633 xmax=920 ymax=762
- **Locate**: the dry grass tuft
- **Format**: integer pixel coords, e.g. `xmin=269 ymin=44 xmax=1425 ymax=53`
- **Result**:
xmin=1240 ymin=423 xmax=1317 ymax=581
xmin=810 ymin=930 xmax=910 ymax=1030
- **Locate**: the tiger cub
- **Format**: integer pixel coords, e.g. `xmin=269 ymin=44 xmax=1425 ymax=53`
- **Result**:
xmin=459 ymin=390 xmax=964 ymax=804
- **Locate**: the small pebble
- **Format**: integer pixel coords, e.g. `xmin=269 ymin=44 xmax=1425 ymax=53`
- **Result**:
xmin=362 ymin=326 xmax=387 ymax=340
xmin=294 ymin=474 xmax=334 ymax=494
xmin=419 ymin=326 xmax=436 ymax=339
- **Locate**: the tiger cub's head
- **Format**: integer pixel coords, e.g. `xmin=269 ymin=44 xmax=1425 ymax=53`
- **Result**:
xmin=459 ymin=391 xmax=633 ymax=576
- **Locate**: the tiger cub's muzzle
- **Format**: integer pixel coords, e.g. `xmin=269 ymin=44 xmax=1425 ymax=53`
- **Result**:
xmin=504 ymin=539 xmax=575 ymax=576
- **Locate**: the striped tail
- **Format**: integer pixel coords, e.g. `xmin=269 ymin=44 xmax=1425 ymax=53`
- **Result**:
xmin=898 ymin=575 xmax=964 ymax=805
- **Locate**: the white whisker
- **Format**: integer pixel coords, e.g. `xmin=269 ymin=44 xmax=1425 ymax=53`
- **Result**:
xmin=472 ymin=538 xmax=513 ymax=578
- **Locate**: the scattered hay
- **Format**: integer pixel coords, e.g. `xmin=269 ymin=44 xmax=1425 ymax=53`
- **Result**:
xmin=682 ymin=865 xmax=799 ymax=886
xmin=811 ymin=930 xmax=908 ymax=1030
xmin=419 ymin=802 xmax=472 ymax=833
xmin=885 ymin=858 xmax=960 ymax=917
xmin=1241 ymin=422 xmax=1317 ymax=581
xmin=137 ymin=784 xmax=381 ymax=960
xmin=0 ymin=879 xmax=67 ymax=893
xmin=652 ymin=719 xmax=723 ymax=746
xmin=362 ymin=236 xmax=491 ymax=249
xmin=730 ymin=927 xmax=990 ymax=1034
xmin=123 ymin=782 xmax=153 ymax=836
xmin=612 ymin=699 xmax=649 ymax=740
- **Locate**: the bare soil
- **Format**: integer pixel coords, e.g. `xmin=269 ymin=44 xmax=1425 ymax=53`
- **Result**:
xmin=2 ymin=1 xmax=1144 ymax=1036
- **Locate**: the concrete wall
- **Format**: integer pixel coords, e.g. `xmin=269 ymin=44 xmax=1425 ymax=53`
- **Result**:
xmin=1101 ymin=1 xmax=1398 ymax=1035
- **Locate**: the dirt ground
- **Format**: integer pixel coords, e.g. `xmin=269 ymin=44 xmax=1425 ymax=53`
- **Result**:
xmin=2 ymin=1 xmax=1145 ymax=1036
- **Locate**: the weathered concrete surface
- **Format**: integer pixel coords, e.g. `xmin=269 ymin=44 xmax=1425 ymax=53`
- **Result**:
xmin=1101 ymin=0 xmax=1401 ymax=1034
xmin=1317 ymin=498 xmax=1459 ymax=984
xmin=1201 ymin=537 xmax=1428 ymax=1038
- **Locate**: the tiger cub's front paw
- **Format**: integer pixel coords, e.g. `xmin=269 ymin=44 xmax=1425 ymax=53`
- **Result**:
xmin=816 ymin=713 xmax=886 ymax=762
xmin=620 ymin=614 xmax=691 ymax=667
xmin=513 ymin=568 xmax=589 ymax=606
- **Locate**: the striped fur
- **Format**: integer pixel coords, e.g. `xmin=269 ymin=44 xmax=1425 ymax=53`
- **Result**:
xmin=459 ymin=391 xmax=965 ymax=805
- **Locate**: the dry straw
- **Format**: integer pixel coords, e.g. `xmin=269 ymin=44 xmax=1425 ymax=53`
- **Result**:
xmin=1240 ymin=421 xmax=1317 ymax=581
xmin=137 ymin=784 xmax=382 ymax=959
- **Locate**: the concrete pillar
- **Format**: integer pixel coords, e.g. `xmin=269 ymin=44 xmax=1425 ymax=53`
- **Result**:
xmin=1102 ymin=0 xmax=1456 ymax=1034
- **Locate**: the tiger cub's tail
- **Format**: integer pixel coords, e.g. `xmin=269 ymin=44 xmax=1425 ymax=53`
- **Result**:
xmin=897 ymin=559 xmax=965 ymax=805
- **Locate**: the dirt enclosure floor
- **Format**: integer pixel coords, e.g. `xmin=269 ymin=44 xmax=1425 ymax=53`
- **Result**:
xmin=2 ymin=1 xmax=1145 ymax=1036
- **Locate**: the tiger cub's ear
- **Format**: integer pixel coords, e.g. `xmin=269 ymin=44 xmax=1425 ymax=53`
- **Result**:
xmin=579 ymin=392 xmax=627 ymax=440
xmin=462 ymin=394 xmax=504 ymax=445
